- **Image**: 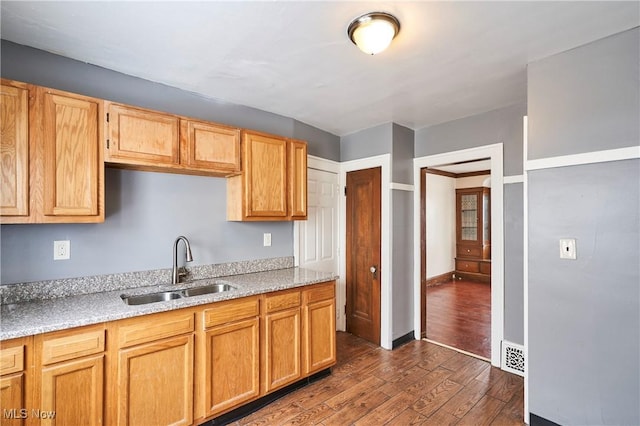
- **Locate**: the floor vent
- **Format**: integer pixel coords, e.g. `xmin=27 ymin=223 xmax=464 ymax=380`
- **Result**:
xmin=501 ymin=341 xmax=525 ymax=376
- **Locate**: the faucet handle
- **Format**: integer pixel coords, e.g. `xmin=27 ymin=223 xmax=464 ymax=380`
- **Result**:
xmin=177 ymin=267 xmax=189 ymax=282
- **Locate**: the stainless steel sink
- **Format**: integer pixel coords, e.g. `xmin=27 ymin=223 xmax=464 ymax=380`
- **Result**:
xmin=121 ymin=282 xmax=235 ymax=305
xmin=182 ymin=283 xmax=235 ymax=297
xmin=121 ymin=291 xmax=183 ymax=305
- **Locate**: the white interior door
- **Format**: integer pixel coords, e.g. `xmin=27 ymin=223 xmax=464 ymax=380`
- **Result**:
xmin=297 ymin=168 xmax=339 ymax=274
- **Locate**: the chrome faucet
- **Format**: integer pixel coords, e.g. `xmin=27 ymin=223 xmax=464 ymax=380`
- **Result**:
xmin=172 ymin=236 xmax=193 ymax=285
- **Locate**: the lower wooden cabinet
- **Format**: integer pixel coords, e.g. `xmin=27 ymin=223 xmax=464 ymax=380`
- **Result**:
xmin=197 ymin=296 xmax=260 ymax=419
xmin=0 ymin=337 xmax=30 ymax=426
xmin=302 ymin=283 xmax=336 ymax=375
xmin=111 ymin=310 xmax=195 ymax=426
xmin=1 ymin=281 xmax=336 ymax=426
xmin=33 ymin=325 xmax=105 ymax=426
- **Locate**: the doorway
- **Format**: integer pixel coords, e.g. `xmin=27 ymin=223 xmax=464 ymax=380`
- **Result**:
xmin=421 ymin=161 xmax=492 ymax=359
xmin=413 ymin=144 xmax=504 ymax=367
xmin=345 ymin=167 xmax=381 ymax=345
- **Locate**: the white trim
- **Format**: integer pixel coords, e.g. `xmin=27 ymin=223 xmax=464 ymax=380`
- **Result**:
xmin=413 ymin=143 xmax=504 ymax=367
xmin=526 ymin=146 xmax=639 ymax=171
xmin=523 ymin=116 xmax=530 ymax=424
xmin=503 ymin=175 xmax=524 ymax=184
xmin=308 ymin=155 xmax=341 ymax=173
xmin=391 ymin=183 xmax=414 ymax=191
xmin=340 ymin=154 xmax=393 ymax=350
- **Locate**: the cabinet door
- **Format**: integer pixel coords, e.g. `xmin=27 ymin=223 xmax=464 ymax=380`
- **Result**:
xmin=41 ymin=88 xmax=103 ymax=220
xmin=117 ymin=335 xmax=193 ymax=426
xmin=303 ymin=298 xmax=336 ymax=375
xmin=40 ymin=355 xmax=104 ymax=426
xmin=263 ymin=308 xmax=301 ymax=393
xmin=106 ymin=103 xmax=179 ymax=167
xmin=0 ymin=374 xmax=25 ymax=425
xmin=203 ymin=318 xmax=259 ymax=416
xmin=288 ymin=140 xmax=307 ymax=219
xmin=181 ymin=119 xmax=240 ymax=174
xmin=0 ymin=81 xmax=29 ymax=216
xmin=244 ymin=132 xmax=287 ymax=218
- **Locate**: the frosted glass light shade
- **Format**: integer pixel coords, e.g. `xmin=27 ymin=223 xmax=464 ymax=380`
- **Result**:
xmin=348 ymin=12 xmax=400 ymax=55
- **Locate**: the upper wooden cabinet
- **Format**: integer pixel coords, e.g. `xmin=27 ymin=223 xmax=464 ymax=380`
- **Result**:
xmin=105 ymin=102 xmax=240 ymax=177
xmin=105 ymin=102 xmax=180 ymax=167
xmin=181 ymin=119 xmax=241 ymax=173
xmin=227 ymin=131 xmax=307 ymax=221
xmin=456 ymin=187 xmax=490 ymax=260
xmin=0 ymin=80 xmax=29 ymax=217
xmin=1 ymin=80 xmax=105 ymax=224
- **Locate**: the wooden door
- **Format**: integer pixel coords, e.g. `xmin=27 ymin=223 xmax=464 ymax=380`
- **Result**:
xmin=40 ymin=355 xmax=104 ymax=425
xmin=0 ymin=81 xmax=29 ymax=216
xmin=180 ymin=119 xmax=240 ymax=173
xmin=42 ymin=88 xmax=102 ymax=218
xmin=117 ymin=335 xmax=193 ymax=426
xmin=346 ymin=167 xmax=381 ymax=345
xmin=203 ymin=318 xmax=259 ymax=416
xmin=244 ymin=132 xmax=287 ymax=218
xmin=106 ymin=102 xmax=179 ymax=166
xmin=288 ymin=139 xmax=307 ymax=219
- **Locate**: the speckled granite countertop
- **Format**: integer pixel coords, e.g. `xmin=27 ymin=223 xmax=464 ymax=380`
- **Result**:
xmin=0 ymin=268 xmax=337 ymax=340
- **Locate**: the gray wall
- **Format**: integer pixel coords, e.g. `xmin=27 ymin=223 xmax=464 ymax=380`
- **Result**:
xmin=527 ymin=27 xmax=640 ymax=425
xmin=503 ymin=183 xmax=524 ymax=344
xmin=528 ymin=160 xmax=639 ymax=425
xmin=392 ymin=123 xmax=415 ymax=185
xmin=527 ymin=28 xmax=639 ymax=160
xmin=392 ymin=190 xmax=414 ymax=340
xmin=415 ymin=102 xmax=526 ymax=177
xmin=340 ymin=123 xmax=392 ymax=162
xmin=0 ymin=41 xmax=339 ymax=284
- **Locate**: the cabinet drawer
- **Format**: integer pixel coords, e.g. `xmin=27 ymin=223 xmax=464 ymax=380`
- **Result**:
xmin=204 ymin=296 xmax=259 ymax=328
xmin=0 ymin=344 xmax=24 ymax=375
xmin=303 ymin=282 xmax=335 ymax=304
xmin=265 ymin=290 xmax=301 ymax=313
xmin=457 ymin=245 xmax=482 ymax=258
xmin=480 ymin=262 xmax=491 ymax=275
xmin=456 ymin=260 xmax=480 ymax=273
xmin=117 ymin=311 xmax=194 ymax=348
xmin=41 ymin=325 xmax=105 ymax=365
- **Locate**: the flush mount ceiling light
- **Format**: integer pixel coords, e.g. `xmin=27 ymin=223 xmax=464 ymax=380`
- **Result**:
xmin=347 ymin=12 xmax=400 ymax=55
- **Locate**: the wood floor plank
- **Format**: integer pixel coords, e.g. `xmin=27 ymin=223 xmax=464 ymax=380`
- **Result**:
xmin=321 ymin=390 xmax=389 ymax=426
xmin=353 ymin=391 xmax=418 ymax=426
xmin=383 ymin=408 xmax=429 ymax=425
xmin=457 ymin=395 xmax=505 ymax=426
xmin=412 ymin=378 xmax=463 ymax=417
xmin=229 ymin=332 xmax=524 ymax=426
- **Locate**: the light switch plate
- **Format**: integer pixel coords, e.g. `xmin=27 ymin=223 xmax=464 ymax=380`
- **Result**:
xmin=263 ymin=233 xmax=272 ymax=247
xmin=54 ymin=240 xmax=70 ymax=260
xmin=559 ymin=238 xmax=576 ymax=260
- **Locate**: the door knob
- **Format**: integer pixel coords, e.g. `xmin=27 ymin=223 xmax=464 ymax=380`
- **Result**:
xmin=370 ymin=266 xmax=377 ymax=279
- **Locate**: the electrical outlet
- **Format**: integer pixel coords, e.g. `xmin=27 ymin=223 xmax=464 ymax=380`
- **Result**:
xmin=54 ymin=240 xmax=70 ymax=260
xmin=263 ymin=233 xmax=272 ymax=247
xmin=559 ymin=238 xmax=576 ymax=260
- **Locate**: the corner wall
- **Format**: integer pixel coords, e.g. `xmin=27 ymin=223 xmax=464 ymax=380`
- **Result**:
xmin=527 ymin=27 xmax=639 ymax=425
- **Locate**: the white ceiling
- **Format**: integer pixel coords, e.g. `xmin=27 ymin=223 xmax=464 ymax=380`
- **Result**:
xmin=1 ymin=1 xmax=638 ymax=136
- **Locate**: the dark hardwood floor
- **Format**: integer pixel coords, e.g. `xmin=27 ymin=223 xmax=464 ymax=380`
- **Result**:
xmin=426 ymin=279 xmax=491 ymax=359
xmin=233 ymin=332 xmax=524 ymax=425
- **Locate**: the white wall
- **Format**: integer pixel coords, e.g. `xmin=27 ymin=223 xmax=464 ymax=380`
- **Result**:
xmin=425 ymin=174 xmax=456 ymax=278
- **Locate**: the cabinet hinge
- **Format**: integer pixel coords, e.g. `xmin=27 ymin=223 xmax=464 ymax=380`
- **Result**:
xmin=106 ymin=139 xmax=110 ymax=149
xmin=106 ymin=112 xmax=109 ymax=123
xmin=344 ymin=186 xmax=347 ymax=196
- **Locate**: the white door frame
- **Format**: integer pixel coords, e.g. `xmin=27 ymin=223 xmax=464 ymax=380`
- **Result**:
xmin=340 ymin=154 xmax=393 ymax=350
xmin=413 ymin=143 xmax=504 ymax=367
